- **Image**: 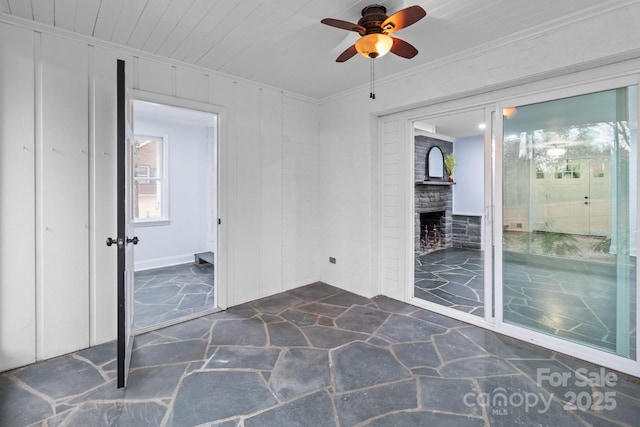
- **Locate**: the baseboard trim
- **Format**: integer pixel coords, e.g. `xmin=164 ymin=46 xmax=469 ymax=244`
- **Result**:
xmin=135 ymin=254 xmax=194 ymax=272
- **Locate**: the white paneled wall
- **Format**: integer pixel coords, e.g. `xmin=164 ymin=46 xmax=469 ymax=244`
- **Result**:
xmin=318 ymin=106 xmax=375 ymax=297
xmin=380 ymin=117 xmax=405 ymax=301
xmin=0 ymin=20 xmax=320 ymax=371
xmin=0 ymin=24 xmax=36 ymax=371
xmin=282 ymin=96 xmax=320 ymax=289
xmin=90 ymin=46 xmax=121 ymax=346
xmin=38 ymin=32 xmax=90 ymax=359
xmin=259 ymin=88 xmax=284 ymax=297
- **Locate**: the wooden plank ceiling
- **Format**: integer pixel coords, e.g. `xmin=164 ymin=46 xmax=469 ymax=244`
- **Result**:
xmin=1 ymin=0 xmax=626 ymax=99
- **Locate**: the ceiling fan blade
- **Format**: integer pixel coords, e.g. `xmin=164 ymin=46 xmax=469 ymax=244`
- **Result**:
xmin=336 ymin=45 xmax=358 ymax=62
xmin=382 ymin=5 xmax=426 ymax=33
xmin=390 ymin=37 xmax=419 ymax=59
xmin=321 ymin=18 xmax=366 ymax=35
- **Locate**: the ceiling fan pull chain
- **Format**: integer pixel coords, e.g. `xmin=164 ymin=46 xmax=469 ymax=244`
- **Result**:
xmin=370 ymin=58 xmax=376 ymax=99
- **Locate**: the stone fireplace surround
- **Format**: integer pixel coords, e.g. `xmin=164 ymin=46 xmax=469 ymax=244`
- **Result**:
xmin=415 ymin=184 xmax=452 ymax=252
xmin=415 ymin=135 xmax=481 ymax=253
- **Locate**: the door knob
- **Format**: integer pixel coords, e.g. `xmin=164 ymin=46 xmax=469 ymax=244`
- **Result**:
xmin=106 ymin=237 xmax=125 ymax=248
xmin=126 ymin=236 xmax=139 ymax=245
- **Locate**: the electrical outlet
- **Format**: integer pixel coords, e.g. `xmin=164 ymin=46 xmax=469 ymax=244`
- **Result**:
xmin=329 ymin=257 xmax=336 ymax=264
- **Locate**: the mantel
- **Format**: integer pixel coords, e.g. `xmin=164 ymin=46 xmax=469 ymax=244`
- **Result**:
xmin=415 ymin=181 xmax=455 ymax=186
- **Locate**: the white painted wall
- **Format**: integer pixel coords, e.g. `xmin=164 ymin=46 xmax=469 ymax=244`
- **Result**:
xmin=133 ymin=116 xmax=211 ymax=270
xmin=0 ymin=23 xmax=36 ymax=370
xmin=453 ymin=135 xmax=484 ymax=216
xmin=0 ymin=20 xmax=320 ymax=371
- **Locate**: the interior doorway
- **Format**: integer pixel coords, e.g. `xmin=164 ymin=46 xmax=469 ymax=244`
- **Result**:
xmin=412 ymin=108 xmax=491 ymax=321
xmin=131 ymin=100 xmax=219 ymax=332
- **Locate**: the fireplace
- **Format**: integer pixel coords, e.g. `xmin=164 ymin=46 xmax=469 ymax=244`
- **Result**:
xmin=419 ymin=211 xmax=445 ymax=251
xmin=415 ymin=135 xmax=453 ymax=254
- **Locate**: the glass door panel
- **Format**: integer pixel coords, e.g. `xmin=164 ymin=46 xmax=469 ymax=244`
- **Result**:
xmin=414 ymin=109 xmax=489 ymax=319
xmin=502 ymin=87 xmax=637 ymax=359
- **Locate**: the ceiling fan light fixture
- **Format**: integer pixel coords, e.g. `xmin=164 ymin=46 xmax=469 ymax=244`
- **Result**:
xmin=355 ymin=33 xmax=393 ymax=58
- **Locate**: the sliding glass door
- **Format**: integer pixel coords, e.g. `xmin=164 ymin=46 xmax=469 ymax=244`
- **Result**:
xmin=501 ymin=86 xmax=638 ymax=359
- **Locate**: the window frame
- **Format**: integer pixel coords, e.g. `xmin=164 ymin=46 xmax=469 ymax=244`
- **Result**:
xmin=132 ymin=133 xmax=170 ymax=225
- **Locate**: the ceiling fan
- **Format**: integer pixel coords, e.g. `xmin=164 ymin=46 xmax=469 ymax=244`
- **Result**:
xmin=321 ymin=4 xmax=427 ymax=62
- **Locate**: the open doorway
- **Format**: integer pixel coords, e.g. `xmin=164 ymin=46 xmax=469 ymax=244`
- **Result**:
xmin=412 ymin=109 xmax=490 ymax=320
xmin=131 ymin=100 xmax=218 ymax=332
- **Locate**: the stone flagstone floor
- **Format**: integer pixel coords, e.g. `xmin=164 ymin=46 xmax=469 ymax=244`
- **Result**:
xmin=2 ymin=282 xmax=639 ymax=426
xmin=134 ymin=263 xmax=215 ymax=330
xmin=415 ymin=247 xmax=637 ymax=357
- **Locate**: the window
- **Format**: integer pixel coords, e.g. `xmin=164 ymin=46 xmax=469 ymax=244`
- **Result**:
xmin=133 ymin=135 xmax=168 ymax=222
xmin=554 ymin=162 xmax=581 ymax=179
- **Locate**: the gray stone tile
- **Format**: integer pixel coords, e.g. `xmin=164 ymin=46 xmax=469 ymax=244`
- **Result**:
xmin=574 ymin=411 xmax=624 ymax=427
xmin=412 ymin=367 xmax=441 ymax=377
xmin=295 ymin=302 xmax=347 ymax=318
xmin=335 ymin=305 xmax=390 ymax=334
xmin=367 ymin=336 xmax=391 ymax=348
xmin=280 ymin=309 xmax=319 ymax=326
xmin=302 ymin=326 xmax=368 ymax=349
xmin=440 ymin=356 xmax=518 ymax=378
xmin=212 ymin=419 xmax=242 ymax=427
xmin=74 ymin=341 xmax=117 ymax=366
xmin=250 ymin=292 xmax=305 ymax=314
xmin=392 ymin=341 xmax=442 ymax=368
xmin=334 ymin=379 xmax=418 ymax=425
xmin=371 ymin=296 xmax=418 ymax=314
xmin=459 ymin=327 xmax=555 ymax=360
xmin=0 ymin=376 xmax=53 ymax=426
xmin=363 ymin=411 xmax=485 ymax=426
xmin=555 ymin=354 xmax=640 ymax=401
xmin=320 ymin=292 xmax=372 ymax=307
xmin=288 ymin=282 xmax=342 ymax=301
xmin=135 ymin=284 xmax=181 ymax=304
xmin=576 ymin=391 xmax=640 ymax=427
xmin=376 ymin=314 xmax=447 ymax=343
xmin=206 ymin=304 xmax=257 ymax=320
xmin=245 ymin=391 xmax=336 ymax=427
xmin=476 ymin=374 xmax=586 ymax=426
xmin=13 ymin=355 xmax=105 ymax=400
xmin=211 ymin=318 xmax=266 ymax=346
xmin=269 ymin=348 xmax=331 ymax=400
xmin=70 ymin=363 xmax=187 ymax=403
xmin=419 ymin=377 xmax=481 ymax=416
xmin=63 ymin=401 xmax=166 ymax=426
xmin=205 ymin=347 xmax=280 ymax=370
xmin=42 ymin=410 xmax=71 ymax=427
xmin=410 ymin=309 xmax=468 ymax=328
xmin=153 ymin=316 xmax=213 ymax=340
xmin=318 ymin=316 xmax=335 ymax=327
xmin=180 ymin=283 xmax=213 ymax=294
xmin=267 ymin=322 xmax=309 ymax=346
xmin=259 ymin=314 xmax=284 ymax=323
xmin=167 ymin=371 xmax=277 ymax=426
xmin=178 ymin=293 xmax=208 ymax=310
xmin=433 ymin=329 xmax=487 ymax=359
xmin=130 ymin=339 xmax=207 ymax=368
xmin=132 ymin=331 xmax=174 ymax=348
xmin=509 ymin=359 xmax=591 ymax=399
xmin=332 ymin=342 xmax=411 ymax=392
